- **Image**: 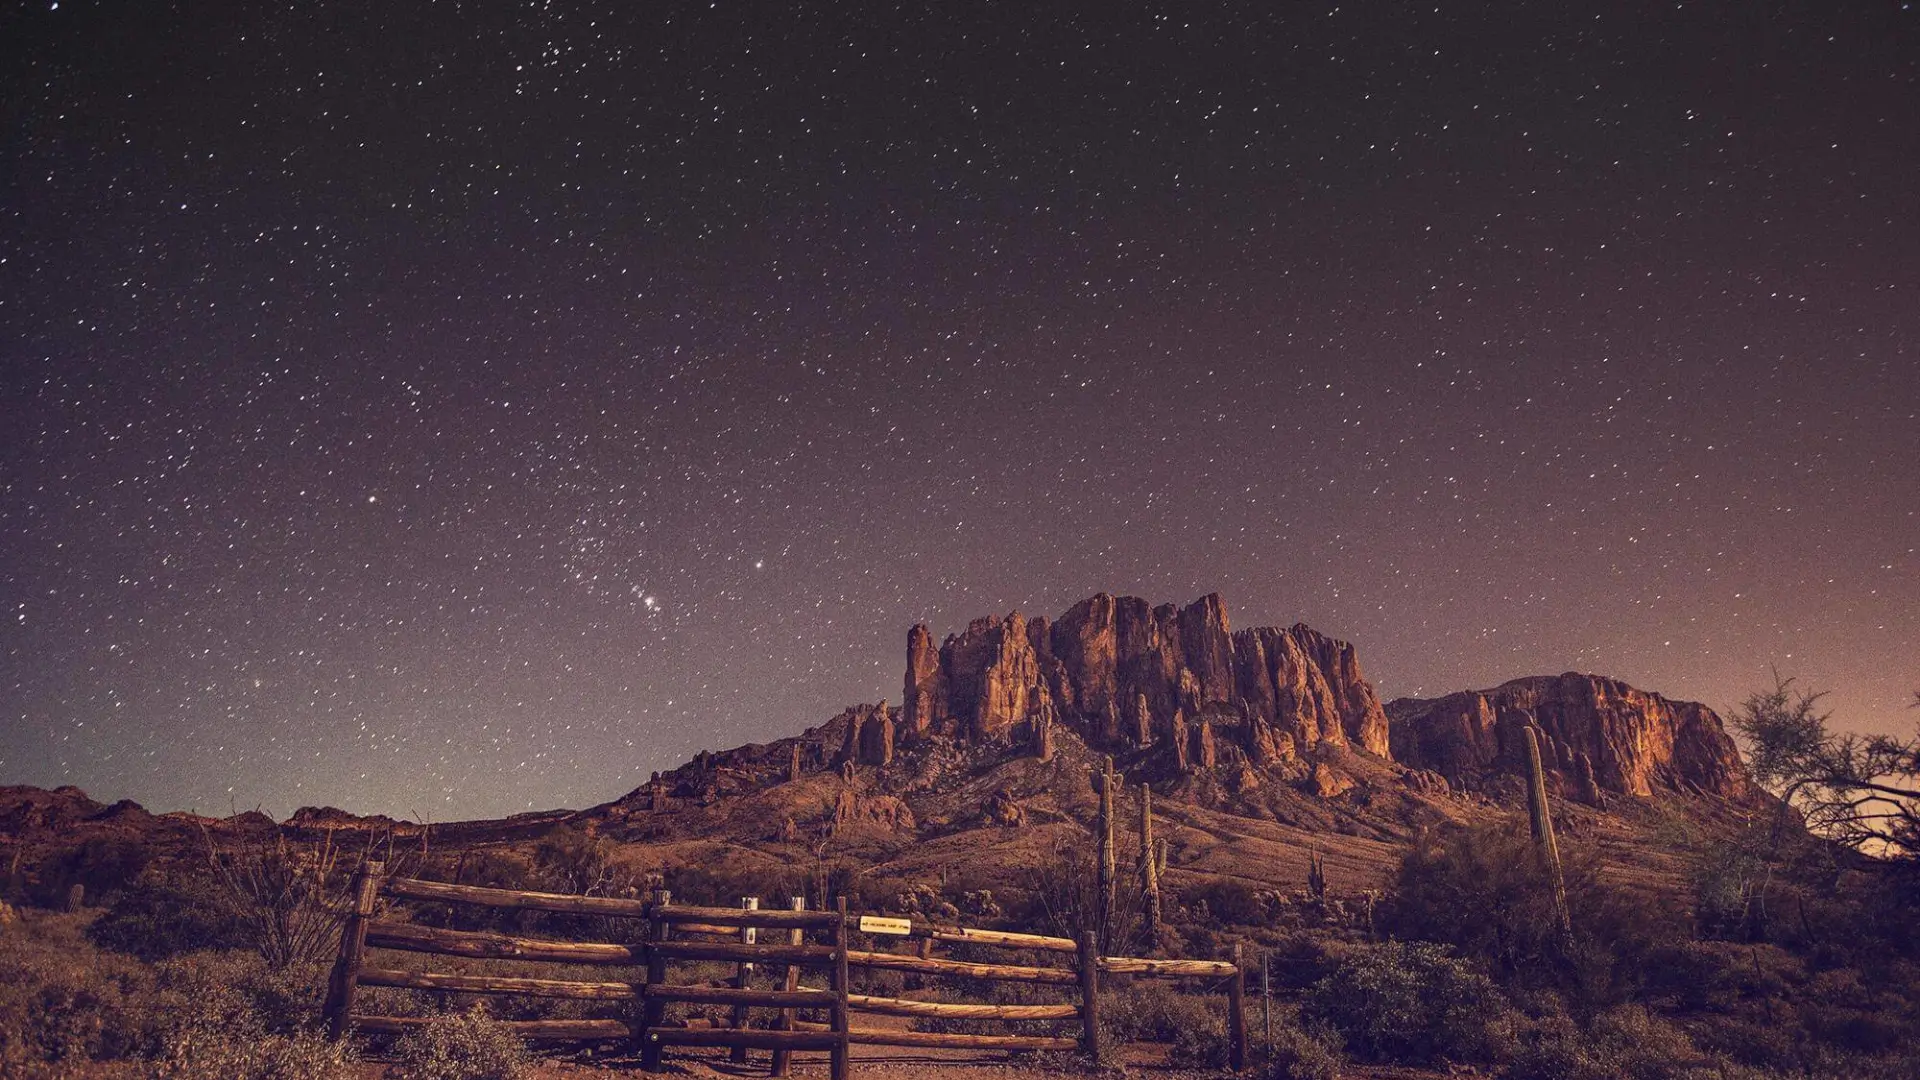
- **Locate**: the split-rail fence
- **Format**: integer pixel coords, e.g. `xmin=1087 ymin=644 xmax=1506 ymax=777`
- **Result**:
xmin=321 ymin=861 xmax=1249 ymax=1078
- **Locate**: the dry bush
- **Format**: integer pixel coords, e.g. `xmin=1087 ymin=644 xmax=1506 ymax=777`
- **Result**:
xmin=1261 ymin=1008 xmax=1344 ymax=1080
xmin=389 ymin=1005 xmax=534 ymax=1080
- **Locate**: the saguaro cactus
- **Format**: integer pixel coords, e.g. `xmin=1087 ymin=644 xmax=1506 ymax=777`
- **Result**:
xmin=1138 ymin=785 xmax=1162 ymax=947
xmin=1523 ymin=725 xmax=1572 ymax=937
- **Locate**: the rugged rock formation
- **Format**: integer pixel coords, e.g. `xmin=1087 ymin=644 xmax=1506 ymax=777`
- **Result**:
xmin=836 ymin=702 xmax=897 ymax=767
xmin=902 ymin=593 xmax=1392 ymax=775
xmin=1387 ymin=673 xmax=1748 ymax=800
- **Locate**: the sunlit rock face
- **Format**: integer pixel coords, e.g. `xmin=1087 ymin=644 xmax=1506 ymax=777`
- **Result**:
xmin=1387 ymin=673 xmax=1749 ymax=800
xmin=903 ymin=592 xmax=1392 ymax=771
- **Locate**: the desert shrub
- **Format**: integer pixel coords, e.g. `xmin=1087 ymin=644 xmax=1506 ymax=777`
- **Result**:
xmin=1387 ymin=822 xmax=1679 ymax=1012
xmin=1263 ymin=1010 xmax=1344 ymax=1080
xmin=1302 ymin=940 xmax=1517 ymax=1067
xmin=1506 ymin=1006 xmax=1707 ymax=1080
xmin=1100 ymin=979 xmax=1221 ymax=1045
xmin=390 ymin=1005 xmax=535 ymax=1080
xmin=155 ymin=1023 xmax=357 ymax=1080
xmin=88 ymin=872 xmax=253 ymax=960
xmin=1181 ymin=877 xmax=1268 ymax=927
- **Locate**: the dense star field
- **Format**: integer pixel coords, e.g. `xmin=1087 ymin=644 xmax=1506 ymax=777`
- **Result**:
xmin=2 ymin=2 xmax=1915 ymax=820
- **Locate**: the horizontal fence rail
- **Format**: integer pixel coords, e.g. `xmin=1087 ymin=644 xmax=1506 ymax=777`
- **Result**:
xmin=318 ymin=870 xmax=1249 ymax=1076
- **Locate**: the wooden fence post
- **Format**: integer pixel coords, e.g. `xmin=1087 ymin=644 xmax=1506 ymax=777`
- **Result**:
xmin=771 ymin=896 xmax=806 ymax=1078
xmin=730 ymin=896 xmax=760 ymax=1063
xmin=830 ymin=896 xmax=850 ymax=1080
xmin=641 ymin=888 xmax=670 ymax=1072
xmin=1077 ymin=930 xmax=1104 ymax=1065
xmin=1227 ymin=942 xmax=1247 ymax=1072
xmin=323 ymin=859 xmax=382 ymax=1040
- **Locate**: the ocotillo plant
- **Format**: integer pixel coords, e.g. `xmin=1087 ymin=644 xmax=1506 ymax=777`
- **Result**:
xmin=1523 ymin=725 xmax=1573 ymax=937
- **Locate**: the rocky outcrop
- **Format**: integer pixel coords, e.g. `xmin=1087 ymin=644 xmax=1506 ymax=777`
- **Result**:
xmin=902 ymin=593 xmax=1392 ymax=775
xmin=836 ymin=703 xmax=898 ymax=767
xmin=1387 ymin=673 xmax=1748 ymax=800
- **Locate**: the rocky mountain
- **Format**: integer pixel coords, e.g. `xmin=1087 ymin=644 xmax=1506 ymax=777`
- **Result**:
xmin=1387 ymin=673 xmax=1750 ymax=802
xmin=893 ymin=592 xmax=1390 ymax=771
xmin=0 ymin=592 xmax=1761 ymax=904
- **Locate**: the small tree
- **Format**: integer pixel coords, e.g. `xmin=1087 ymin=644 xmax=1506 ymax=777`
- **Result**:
xmin=1732 ymin=677 xmax=1920 ymax=863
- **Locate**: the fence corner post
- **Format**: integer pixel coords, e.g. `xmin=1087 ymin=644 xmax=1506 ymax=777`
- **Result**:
xmin=1077 ymin=930 xmax=1104 ymax=1066
xmin=830 ymin=896 xmax=850 ymax=1080
xmin=1228 ymin=942 xmax=1247 ymax=1072
xmin=640 ymin=888 xmax=670 ymax=1072
xmin=730 ymin=896 xmax=760 ymax=1063
xmin=323 ymin=858 xmax=382 ymax=1041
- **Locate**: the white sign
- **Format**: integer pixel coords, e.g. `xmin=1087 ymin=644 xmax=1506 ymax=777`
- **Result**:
xmin=858 ymin=915 xmax=913 ymax=936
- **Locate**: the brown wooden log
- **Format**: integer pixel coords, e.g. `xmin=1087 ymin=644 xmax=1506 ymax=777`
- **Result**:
xmin=654 ymin=903 xmax=842 ymax=929
xmin=650 ymin=940 xmax=838 ymax=966
xmin=383 ymin=875 xmax=652 ymax=917
xmin=849 ymin=1030 xmax=1082 ymax=1051
xmin=927 ymin=927 xmax=1079 ymax=953
xmin=323 ymin=860 xmax=382 ymax=1041
xmin=646 ymin=1027 xmax=843 ymax=1051
xmin=1228 ymin=942 xmax=1247 ymax=1071
xmin=642 ymin=984 xmax=835 ymax=1009
xmin=363 ymin=920 xmax=637 ymax=965
xmin=1078 ymin=930 xmax=1104 ymax=1065
xmin=352 ymin=1015 xmax=629 ymax=1041
xmin=845 ymin=994 xmax=1080 ymax=1021
xmin=641 ymin=889 xmax=669 ymax=1073
xmin=846 ymin=949 xmax=1079 ymax=985
xmin=830 ymin=897 xmax=850 ymax=1080
xmin=1096 ymin=956 xmax=1239 ymax=978
xmin=672 ymin=922 xmax=747 ymax=937
xmin=356 ymin=967 xmax=638 ymax=1000
xmin=772 ymin=896 xmax=806 ymax=1079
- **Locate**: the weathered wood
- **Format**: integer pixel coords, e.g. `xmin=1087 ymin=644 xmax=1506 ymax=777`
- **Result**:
xmin=1228 ymin=943 xmax=1247 ymax=1071
xmin=673 ymin=922 xmax=747 ymax=937
xmin=730 ymin=896 xmax=759 ymax=1064
xmin=641 ymin=889 xmax=670 ymax=1073
xmin=830 ymin=897 xmax=850 ymax=1080
xmin=1078 ymin=930 xmax=1104 ymax=1065
xmin=772 ymin=896 xmax=807 ymax=1079
xmin=353 ymin=1015 xmax=629 ymax=1041
xmin=650 ymin=940 xmax=839 ymax=966
xmin=643 ymin=983 xmax=836 ymax=1008
xmin=357 ymin=967 xmax=638 ymax=1000
xmin=849 ymin=1030 xmax=1082 ymax=1051
xmin=382 ymin=875 xmax=652 ymax=917
xmin=1097 ymin=955 xmax=1239 ymax=978
xmin=846 ymin=994 xmax=1080 ymax=1021
xmin=323 ymin=860 xmax=382 ymax=1041
xmin=646 ymin=1027 xmax=843 ymax=1051
xmin=362 ymin=920 xmax=637 ymax=965
xmin=928 ymin=926 xmax=1079 ymax=953
xmin=846 ymin=949 xmax=1079 ymax=985
xmin=654 ymin=903 xmax=842 ymax=930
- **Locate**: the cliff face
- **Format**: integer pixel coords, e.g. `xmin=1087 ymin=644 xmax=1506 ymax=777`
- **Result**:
xmin=1387 ymin=673 xmax=1748 ymax=800
xmin=901 ymin=593 xmax=1392 ymax=773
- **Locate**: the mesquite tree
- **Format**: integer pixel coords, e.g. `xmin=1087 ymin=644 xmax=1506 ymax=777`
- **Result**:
xmin=1732 ymin=677 xmax=1920 ymax=862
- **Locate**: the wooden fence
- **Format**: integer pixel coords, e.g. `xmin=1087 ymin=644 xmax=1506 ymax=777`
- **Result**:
xmin=320 ymin=861 xmax=1248 ymax=1076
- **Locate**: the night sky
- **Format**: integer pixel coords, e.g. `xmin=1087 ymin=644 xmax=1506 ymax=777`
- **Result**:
xmin=3 ymin=2 xmax=1916 ymax=822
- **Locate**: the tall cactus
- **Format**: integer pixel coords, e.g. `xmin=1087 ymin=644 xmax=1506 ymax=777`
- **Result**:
xmin=1138 ymin=784 xmax=1162 ymax=947
xmin=1096 ymin=756 xmax=1117 ymax=944
xmin=1523 ymin=725 xmax=1572 ymax=937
